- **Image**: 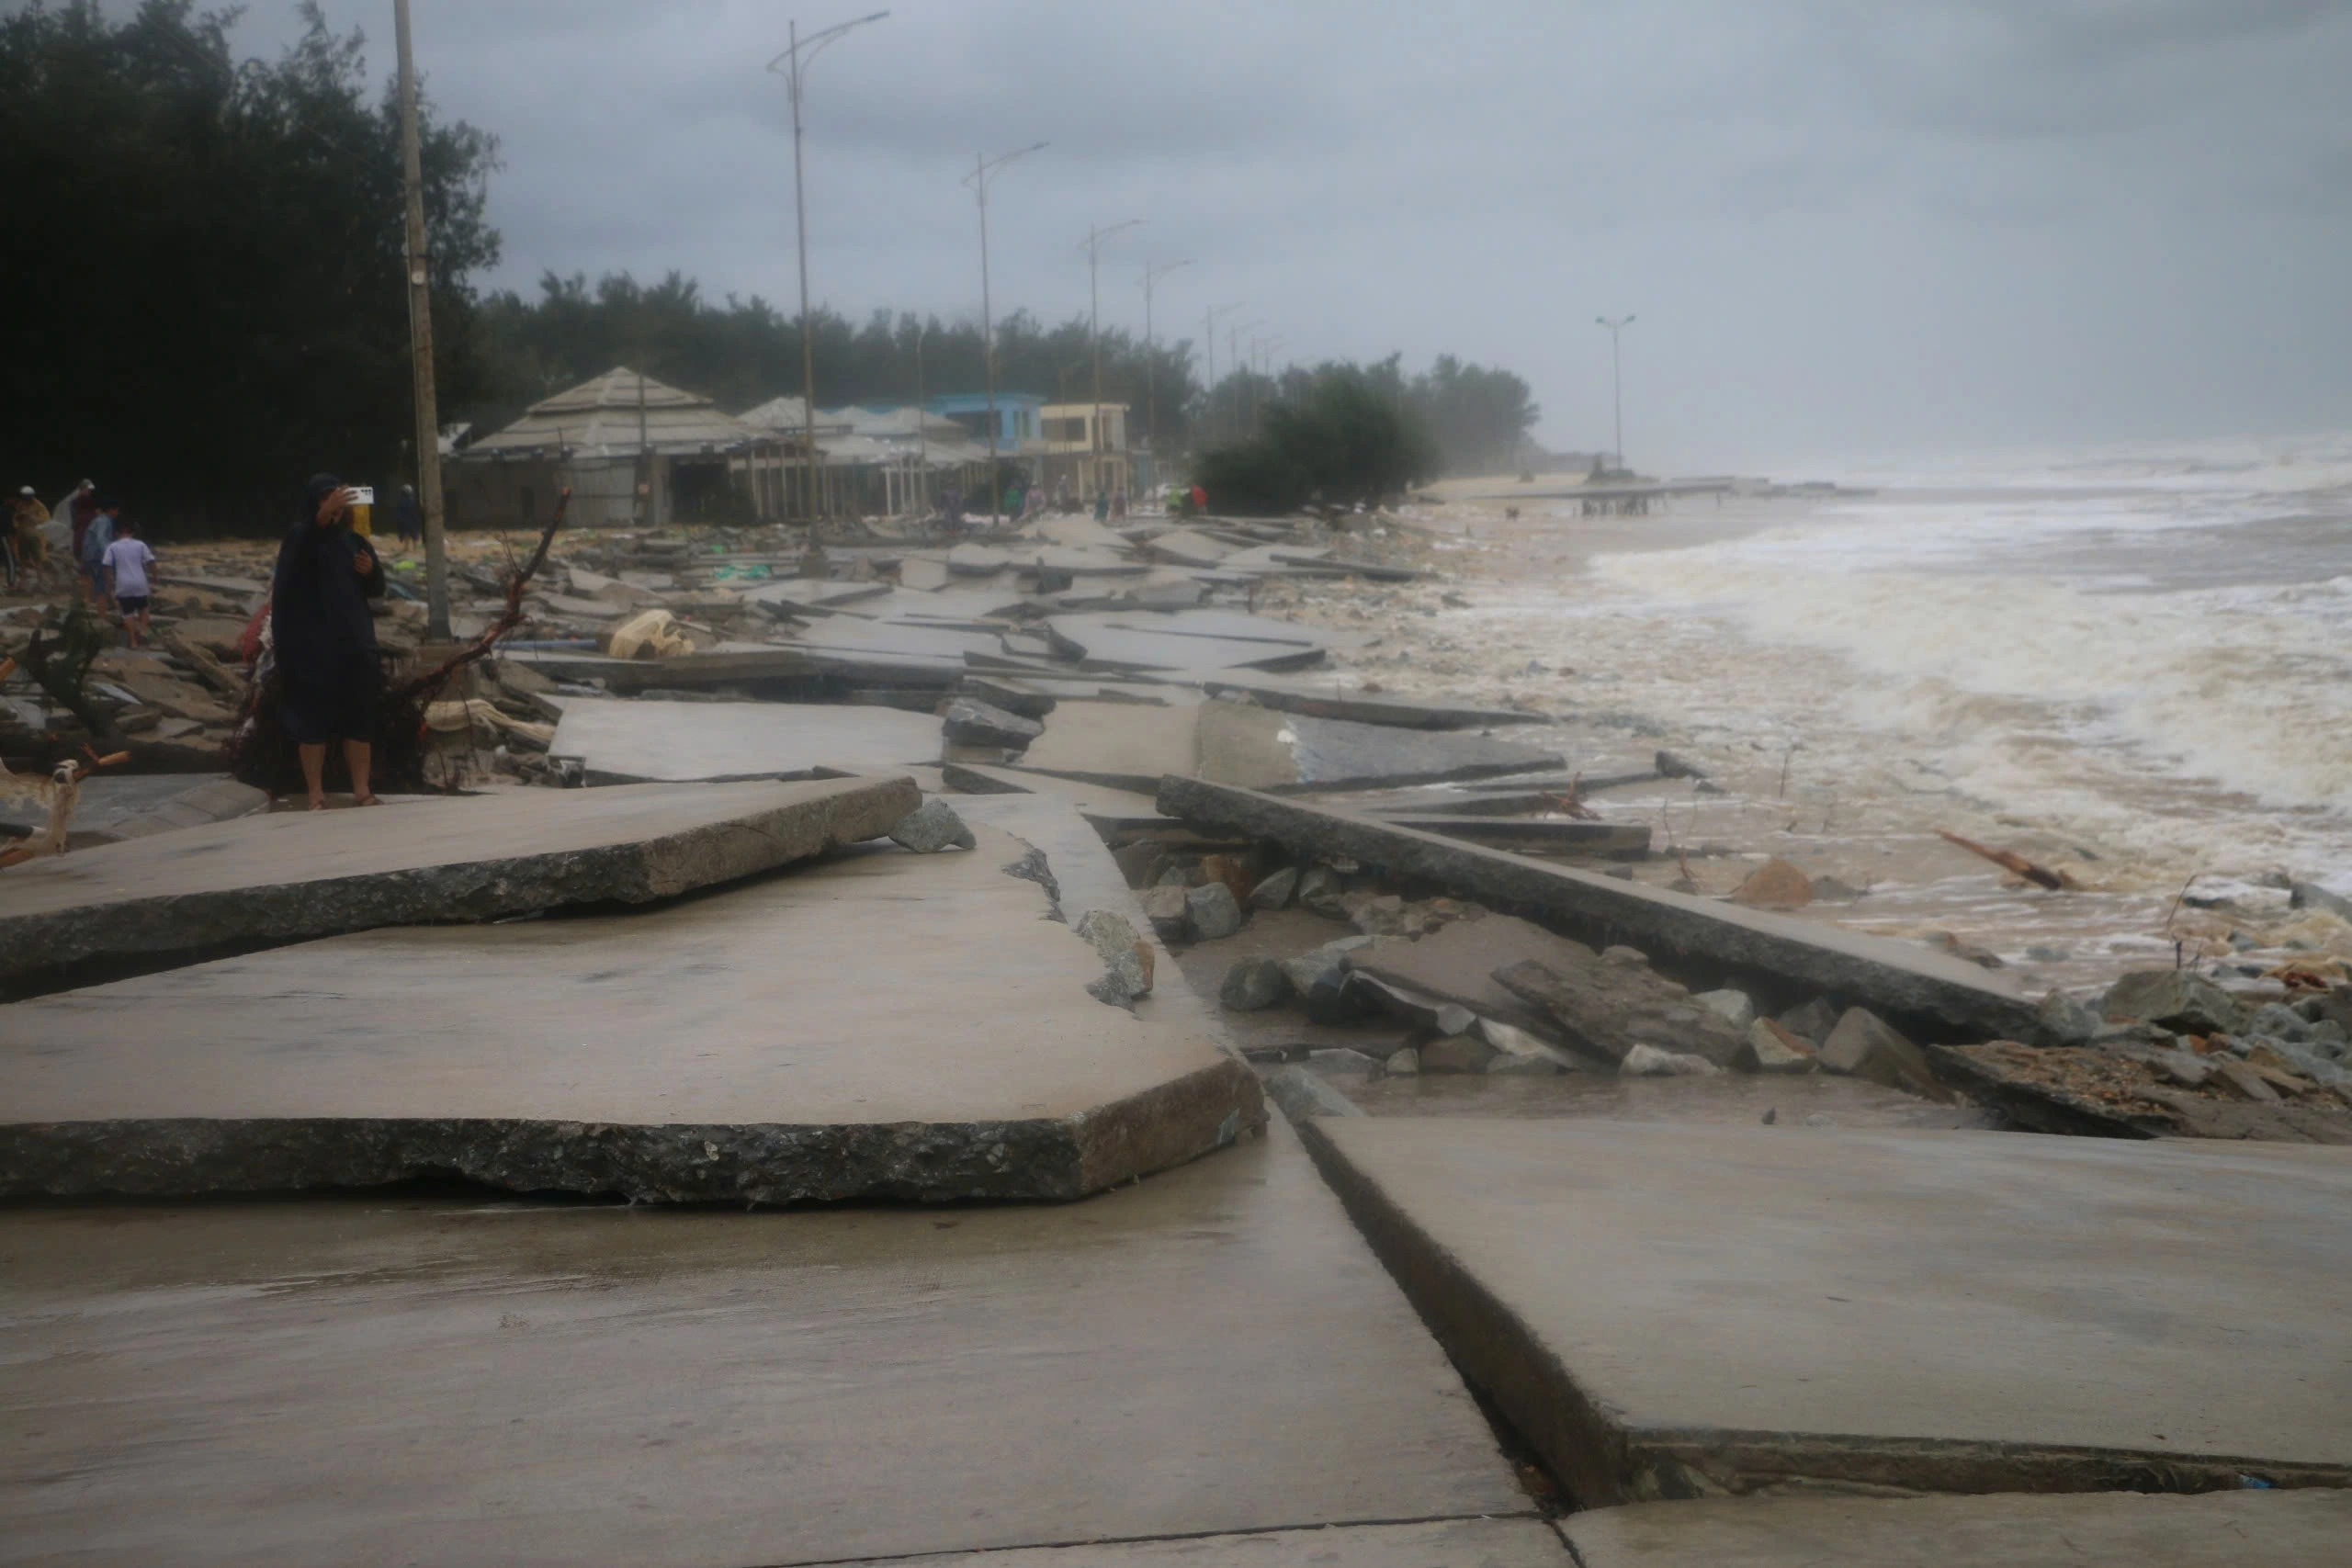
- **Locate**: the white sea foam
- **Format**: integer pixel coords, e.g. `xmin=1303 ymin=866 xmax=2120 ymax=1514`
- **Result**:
xmin=1483 ymin=433 xmax=2352 ymax=889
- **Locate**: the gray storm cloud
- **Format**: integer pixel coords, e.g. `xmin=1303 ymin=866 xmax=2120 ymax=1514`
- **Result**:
xmin=220 ymin=0 xmax=2352 ymax=467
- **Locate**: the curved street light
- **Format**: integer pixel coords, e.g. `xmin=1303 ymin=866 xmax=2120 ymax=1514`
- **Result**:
xmin=767 ymin=10 xmax=888 ymax=523
xmin=1595 ymin=314 xmax=1635 ymax=471
xmin=965 ymin=142 xmax=1047 ymax=527
xmin=1141 ymin=258 xmax=1194 ymax=457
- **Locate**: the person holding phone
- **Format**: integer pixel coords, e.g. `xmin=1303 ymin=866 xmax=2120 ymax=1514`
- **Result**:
xmin=271 ymin=472 xmax=383 ymax=809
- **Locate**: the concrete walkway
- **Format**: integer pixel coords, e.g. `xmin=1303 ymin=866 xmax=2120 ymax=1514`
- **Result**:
xmin=0 ymin=1123 xmax=1531 ymax=1567
xmin=1300 ymin=1117 xmax=2352 ymax=1503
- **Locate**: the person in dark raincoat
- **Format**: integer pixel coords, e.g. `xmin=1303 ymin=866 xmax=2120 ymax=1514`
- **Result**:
xmin=272 ymin=472 xmax=384 ymax=808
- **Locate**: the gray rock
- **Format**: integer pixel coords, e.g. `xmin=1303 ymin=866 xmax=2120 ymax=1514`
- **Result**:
xmin=1620 ymin=1043 xmax=1722 ymax=1077
xmin=2247 ymin=1002 xmax=2313 ymax=1043
xmin=1153 ymin=862 xmax=1193 ymax=887
xmin=1277 ymin=936 xmax=1375 ymax=1021
xmin=2256 ymin=1036 xmax=2352 ymax=1088
xmin=1419 ymin=1034 xmax=1498 ymax=1074
xmin=1386 ymin=1045 xmax=1420 ymax=1076
xmin=1249 ymin=865 xmax=1300 ymax=910
xmin=1777 ymin=997 xmax=1842 ymax=1045
xmin=2025 ymin=944 xmax=2072 ymax=963
xmin=1350 ymin=893 xmax=1415 ymax=937
xmin=1818 ymin=1007 xmax=1939 ymax=1098
xmin=2100 ymin=969 xmax=2247 ymax=1036
xmin=1432 ymin=1003 xmax=1477 ymax=1037
xmin=1112 ymin=840 xmax=1167 ymax=888
xmin=1601 ymin=945 xmax=1650 ymax=967
xmin=941 ymin=697 xmax=1044 ymax=750
xmin=1075 ymin=909 xmax=1151 ymax=1008
xmin=1261 ymin=1065 xmax=1363 ymax=1121
xmin=888 ymin=798 xmax=977 ymax=853
xmin=1296 ymin=865 xmax=1348 ymax=919
xmin=2036 ymin=988 xmax=2101 ymax=1045
xmin=1694 ymin=988 xmax=1757 ymax=1032
xmin=1137 ymin=885 xmax=1192 ymax=944
xmin=1656 ymin=749 xmax=1708 ymax=780
xmin=1184 ymin=881 xmax=1244 ymax=942
xmin=1492 ymin=953 xmax=1747 ymax=1066
xmin=1736 ymin=1018 xmax=1817 ymax=1074
xmin=2288 ymin=882 xmax=2352 ymax=922
xmin=1480 ymin=1019 xmax=1577 ymax=1075
xmin=1220 ymin=957 xmax=1293 ymax=1012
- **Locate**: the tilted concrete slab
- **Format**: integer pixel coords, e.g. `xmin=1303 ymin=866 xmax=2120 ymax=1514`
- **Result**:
xmin=0 ymin=1122 xmax=1530 ymax=1567
xmin=0 ymin=775 xmax=916 ymax=998
xmin=0 ymin=772 xmax=266 ymax=850
xmin=1045 ymin=613 xmax=1329 ymax=675
xmin=1156 ymin=779 xmax=2044 ymax=1043
xmin=1561 ymin=1491 xmax=2352 ymax=1568
xmin=548 ymin=697 xmax=943 ymax=783
xmin=501 ymin=646 xmax=821 ymax=694
xmin=1195 ymin=701 xmax=1564 ymax=794
xmin=1019 ymin=699 xmax=1204 ymax=793
xmin=1201 ymin=675 xmax=1538 ymax=730
xmin=1302 ymin=1117 xmax=2352 ymax=1505
xmin=1358 ymin=813 xmax=1651 ymax=857
xmin=0 ymin=823 xmax=1259 ymax=1201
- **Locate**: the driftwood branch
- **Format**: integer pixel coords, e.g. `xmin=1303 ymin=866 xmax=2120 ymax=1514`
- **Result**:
xmin=386 ymin=488 xmax=570 ymax=706
xmin=1938 ymin=829 xmax=2067 ymax=891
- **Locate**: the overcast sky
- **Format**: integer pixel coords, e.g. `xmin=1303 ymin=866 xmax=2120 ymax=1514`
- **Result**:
xmin=216 ymin=0 xmax=2352 ymax=469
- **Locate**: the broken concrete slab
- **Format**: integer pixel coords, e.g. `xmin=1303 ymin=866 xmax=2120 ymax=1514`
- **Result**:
xmin=502 ymin=645 xmax=821 ymax=694
xmin=1929 ymin=1042 xmax=2352 ymax=1143
xmin=1194 ymin=700 xmax=1564 ymax=794
xmin=0 ymin=1120 xmax=1530 ymax=1566
xmin=1017 ymin=699 xmax=1203 ymax=792
xmin=1045 ymin=614 xmax=1329 ymax=675
xmin=1301 ymin=1116 xmax=2352 ymax=1506
xmin=873 ymin=1518 xmax=1572 ymax=1567
xmin=0 ymin=772 xmax=266 ymax=851
xmin=941 ymin=697 xmax=1044 ymax=749
xmin=0 ymin=775 xmax=917 ymax=998
xmin=1560 ymin=1491 xmax=2352 ymax=1568
xmin=1155 ymin=780 xmax=2046 ymax=1043
xmin=548 ymin=697 xmax=943 ymax=783
xmin=1346 ymin=915 xmax=1590 ymax=1048
xmin=0 ymin=823 xmax=1259 ymax=1201
xmin=1200 ymin=676 xmax=1538 ymax=730
xmin=1369 ymin=813 xmax=1650 ymax=857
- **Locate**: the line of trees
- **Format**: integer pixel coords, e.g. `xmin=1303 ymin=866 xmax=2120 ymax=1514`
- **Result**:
xmin=2 ymin=1 xmax=500 ymax=534
xmin=3 ymin=2 xmax=1547 ymax=536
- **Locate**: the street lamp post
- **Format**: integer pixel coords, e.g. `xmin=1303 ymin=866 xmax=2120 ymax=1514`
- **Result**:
xmin=1141 ymin=258 xmax=1193 ymax=463
xmin=965 ymin=142 xmax=1046 ymax=529
xmin=1080 ymin=219 xmax=1144 ymax=504
xmin=767 ymin=10 xmax=887 ymax=526
xmin=1595 ymin=313 xmax=1635 ymax=471
xmin=391 ymin=0 xmax=448 ymax=638
xmin=1204 ymin=300 xmax=1243 ymax=447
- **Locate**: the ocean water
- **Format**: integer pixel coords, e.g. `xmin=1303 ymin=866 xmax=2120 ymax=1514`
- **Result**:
xmin=1455 ymin=433 xmax=2352 ymax=897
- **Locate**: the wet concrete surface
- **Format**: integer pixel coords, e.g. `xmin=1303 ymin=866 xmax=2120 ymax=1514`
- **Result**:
xmin=1 ymin=823 xmax=1255 ymax=1201
xmin=1560 ymin=1489 xmax=2352 ymax=1567
xmin=1305 ymin=1117 xmax=2352 ymax=1503
xmin=547 ymin=698 xmax=944 ymax=783
xmin=0 ymin=1121 xmax=1530 ymax=1568
xmin=845 ymin=1517 xmax=1573 ymax=1565
xmin=0 ymin=774 xmax=919 ymax=998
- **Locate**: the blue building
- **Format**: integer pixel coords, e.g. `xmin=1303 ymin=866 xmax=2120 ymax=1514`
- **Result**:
xmin=925 ymin=392 xmax=1043 ymax=449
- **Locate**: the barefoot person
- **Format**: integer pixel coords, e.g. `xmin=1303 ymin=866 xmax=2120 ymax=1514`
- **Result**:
xmin=271 ymin=473 xmax=383 ymax=809
xmin=101 ymin=517 xmax=156 ymax=648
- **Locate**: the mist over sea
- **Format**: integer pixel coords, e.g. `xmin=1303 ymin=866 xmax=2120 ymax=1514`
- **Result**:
xmin=1482 ymin=433 xmax=2352 ymax=898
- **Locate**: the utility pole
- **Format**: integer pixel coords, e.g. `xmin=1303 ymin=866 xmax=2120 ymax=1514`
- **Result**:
xmin=1203 ymin=301 xmax=1244 ymax=447
xmin=768 ymin=11 xmax=888 ymax=526
xmin=913 ymin=321 xmax=927 ymax=513
xmin=1596 ymin=313 xmax=1635 ymax=471
xmin=1230 ymin=319 xmax=1262 ymax=436
xmin=1080 ymin=220 xmax=1143 ymax=503
xmin=1254 ymin=336 xmax=1284 ymax=433
xmin=1141 ymin=258 xmax=1193 ymax=463
xmin=393 ymin=0 xmax=447 ymax=638
xmin=965 ymin=142 xmax=1046 ymax=528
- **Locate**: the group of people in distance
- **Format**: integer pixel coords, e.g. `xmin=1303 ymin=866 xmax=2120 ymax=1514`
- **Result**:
xmin=6 ymin=480 xmax=154 ymax=647
xmin=5 ymin=473 xmax=407 ymax=812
